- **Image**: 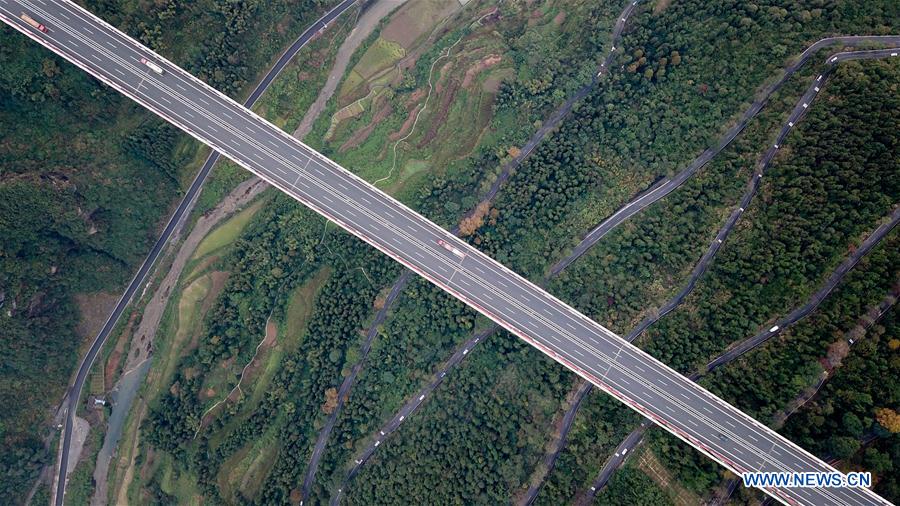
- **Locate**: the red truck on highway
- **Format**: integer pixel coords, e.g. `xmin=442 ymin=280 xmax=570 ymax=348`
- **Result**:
xmin=20 ymin=13 xmax=48 ymax=33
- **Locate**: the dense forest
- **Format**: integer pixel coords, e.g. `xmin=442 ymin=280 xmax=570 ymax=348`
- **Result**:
xmin=0 ymin=0 xmax=329 ymax=501
xmin=338 ymin=1 xmax=899 ymax=504
xmin=132 ymin=0 xmax=637 ymax=503
xmin=141 ymin=195 xmax=399 ymax=503
xmin=542 ymin=57 xmax=898 ymax=502
xmin=7 ymin=0 xmax=894 ymax=503
xmin=638 ymin=229 xmax=898 ymax=504
xmin=641 ymin=58 xmax=899 ymax=374
xmin=547 ymin=58 xmax=900 ymax=503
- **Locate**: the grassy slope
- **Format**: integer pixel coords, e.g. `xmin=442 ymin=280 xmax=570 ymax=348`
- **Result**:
xmin=0 ymin=0 xmax=337 ymax=501
xmin=345 ymin=1 xmax=899 ymax=503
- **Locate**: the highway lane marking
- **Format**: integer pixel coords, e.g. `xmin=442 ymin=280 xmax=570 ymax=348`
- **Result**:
xmin=175 ymin=82 xmax=186 ymax=91
xmin=112 ymin=79 xmax=800 ymax=490
xmin=183 ymin=110 xmax=194 ymax=118
xmin=157 ymin=94 xmax=171 ymax=105
xmin=112 ymin=67 xmax=126 ymax=77
xmin=222 ymin=111 xmax=233 ymax=119
xmin=88 ymin=38 xmax=900 ymax=502
xmin=197 ymin=96 xmax=210 ymax=106
xmin=33 ymin=11 xmax=864 ymax=492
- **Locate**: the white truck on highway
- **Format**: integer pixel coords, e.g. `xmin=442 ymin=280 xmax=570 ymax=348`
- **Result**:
xmin=437 ymin=239 xmax=466 ymax=259
xmin=140 ymin=57 xmax=165 ymax=75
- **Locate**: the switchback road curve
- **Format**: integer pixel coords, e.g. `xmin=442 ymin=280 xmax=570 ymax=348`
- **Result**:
xmin=551 ymin=35 xmax=900 ymax=277
xmin=0 ymin=1 xmax=890 ymax=504
xmin=308 ymin=1 xmax=645 ymax=500
xmin=14 ymin=0 xmax=359 ymax=502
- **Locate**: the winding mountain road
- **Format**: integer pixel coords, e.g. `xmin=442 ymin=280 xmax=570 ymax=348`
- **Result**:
xmin=2 ymin=2 xmax=894 ymax=505
xmin=550 ymin=35 xmax=900 ymax=277
xmin=329 ymin=1 xmax=645 ymax=500
xmin=333 ymin=37 xmax=900 ymax=505
xmin=31 ymin=0 xmax=358 ymax=503
xmin=581 ymin=205 xmax=900 ymax=503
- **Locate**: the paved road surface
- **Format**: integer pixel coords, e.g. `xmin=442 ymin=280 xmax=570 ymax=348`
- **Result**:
xmin=333 ymin=39 xmax=900 ymax=504
xmin=2 ymin=2 xmax=893 ymax=505
xmin=521 ymin=381 xmax=594 ymax=506
xmin=482 ymin=0 xmax=642 ymax=203
xmin=550 ymin=35 xmax=900 ymax=277
xmin=309 ymin=1 xmax=645 ymax=499
xmin=577 ymin=420 xmax=651 ymax=505
xmin=7 ymin=0 xmax=358 ymax=503
xmin=550 ymin=43 xmax=900 ymax=503
xmin=582 ymin=205 xmax=900 ymax=502
xmin=298 ymin=270 xmax=413 ymax=500
xmin=623 ymin=47 xmax=900 ymax=342
xmin=704 ymin=206 xmax=900 ymax=374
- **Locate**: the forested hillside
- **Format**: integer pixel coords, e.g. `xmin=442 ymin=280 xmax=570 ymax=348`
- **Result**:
xmin=344 ymin=1 xmax=898 ymax=503
xmin=124 ymin=0 xmax=627 ymax=502
xmin=544 ymin=56 xmax=900 ymax=505
xmin=0 ymin=0 xmax=329 ymax=501
xmin=9 ymin=0 xmax=894 ymax=503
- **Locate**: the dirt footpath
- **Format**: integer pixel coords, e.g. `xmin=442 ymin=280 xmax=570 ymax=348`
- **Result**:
xmin=292 ymin=0 xmax=410 ymax=139
xmin=95 ymin=2 xmax=414 ymax=501
xmin=91 ymin=177 xmax=268 ymax=505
